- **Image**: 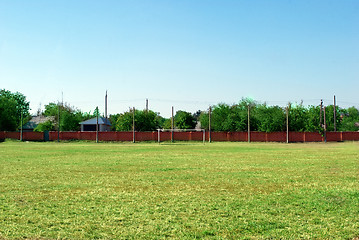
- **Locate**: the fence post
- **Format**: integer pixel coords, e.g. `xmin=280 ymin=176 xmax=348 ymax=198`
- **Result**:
xmin=132 ymin=107 xmax=135 ymax=143
xmin=209 ymin=106 xmax=211 ymax=143
xmin=286 ymin=105 xmax=289 ymax=143
xmin=171 ymin=106 xmax=174 ymax=143
xmin=20 ymin=111 xmax=23 ymax=141
xmin=248 ymin=105 xmax=251 ymax=143
xmin=323 ymin=106 xmax=327 ymax=143
xmin=158 ymin=129 xmax=160 ymax=144
xmin=96 ymin=106 xmax=99 ymax=143
xmin=334 ymin=95 xmax=337 ymax=132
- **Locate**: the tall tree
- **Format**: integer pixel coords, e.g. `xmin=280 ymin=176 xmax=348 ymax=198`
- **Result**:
xmin=174 ymin=110 xmax=196 ymax=129
xmin=43 ymin=102 xmax=88 ymax=131
xmin=288 ymin=103 xmax=307 ymax=132
xmin=339 ymin=107 xmax=359 ymax=131
xmin=114 ymin=109 xmax=162 ymax=131
xmin=253 ymin=104 xmax=285 ymax=132
xmin=0 ymin=89 xmax=30 ymax=131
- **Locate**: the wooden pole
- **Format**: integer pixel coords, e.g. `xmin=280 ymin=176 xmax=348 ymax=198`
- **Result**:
xmin=320 ymin=99 xmax=323 ymax=127
xmin=105 ymin=90 xmax=108 ymax=119
xmin=146 ymin=99 xmax=148 ymax=112
xmin=248 ymin=105 xmax=251 ymax=143
xmin=57 ymin=103 xmax=60 ymax=142
xmin=171 ymin=106 xmax=174 ymax=143
xmin=96 ymin=106 xmax=99 ymax=143
xmin=333 ymin=95 xmax=336 ymax=132
xmin=203 ymin=129 xmax=205 ymax=144
xmin=20 ymin=111 xmax=23 ymax=141
xmin=323 ymin=106 xmax=327 ymax=143
xmin=132 ymin=107 xmax=135 ymax=143
xmin=286 ymin=105 xmax=289 ymax=143
xmin=208 ymin=106 xmax=211 ymax=143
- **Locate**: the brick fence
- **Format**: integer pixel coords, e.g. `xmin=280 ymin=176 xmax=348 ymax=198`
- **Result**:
xmin=1 ymin=131 xmax=359 ymax=142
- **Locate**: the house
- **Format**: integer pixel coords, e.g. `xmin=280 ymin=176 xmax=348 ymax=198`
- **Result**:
xmin=21 ymin=115 xmax=55 ymax=132
xmin=79 ymin=117 xmax=111 ymax=132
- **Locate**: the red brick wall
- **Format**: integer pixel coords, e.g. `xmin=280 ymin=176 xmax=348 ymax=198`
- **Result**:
xmin=5 ymin=132 xmax=20 ymax=139
xmin=266 ymin=132 xmax=286 ymax=142
xmin=342 ymin=132 xmax=359 ymax=141
xmin=289 ymin=132 xmax=304 ymax=142
xmin=304 ymin=132 xmax=323 ymax=142
xmin=326 ymin=132 xmax=341 ymax=142
xmin=22 ymin=132 xmax=43 ymax=141
xmin=250 ymin=132 xmax=267 ymax=142
xmin=210 ymin=132 xmax=227 ymax=141
xmin=1 ymin=131 xmax=358 ymax=142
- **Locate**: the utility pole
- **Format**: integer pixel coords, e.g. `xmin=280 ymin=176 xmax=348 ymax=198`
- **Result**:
xmin=132 ymin=107 xmax=135 ymax=143
xmin=320 ymin=99 xmax=323 ymax=127
xmin=20 ymin=111 xmax=23 ymax=141
xmin=57 ymin=103 xmax=60 ymax=142
xmin=248 ymin=104 xmax=251 ymax=143
xmin=171 ymin=106 xmax=174 ymax=143
xmin=208 ymin=106 xmax=211 ymax=143
xmin=286 ymin=104 xmax=290 ymax=144
xmin=105 ymin=90 xmax=108 ymax=120
xmin=146 ymin=99 xmax=148 ymax=112
xmin=323 ymin=106 xmax=327 ymax=143
xmin=96 ymin=106 xmax=99 ymax=143
xmin=333 ymin=95 xmax=336 ymax=132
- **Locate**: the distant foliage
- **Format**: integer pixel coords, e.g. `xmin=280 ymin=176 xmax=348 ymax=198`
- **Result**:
xmin=174 ymin=111 xmax=196 ymax=129
xmin=113 ymin=109 xmax=162 ymax=131
xmin=199 ymin=98 xmax=358 ymax=132
xmin=254 ymin=105 xmax=285 ymax=132
xmin=2 ymin=93 xmax=358 ymax=133
xmin=34 ymin=120 xmax=54 ymax=132
xmin=0 ymin=89 xmax=30 ymax=131
xmin=339 ymin=107 xmax=359 ymax=131
xmin=43 ymin=102 xmax=91 ymax=131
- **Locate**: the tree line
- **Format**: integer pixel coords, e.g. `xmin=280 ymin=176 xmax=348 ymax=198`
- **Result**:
xmin=1 ymin=89 xmax=358 ymax=132
xmin=199 ymin=99 xmax=359 ymax=132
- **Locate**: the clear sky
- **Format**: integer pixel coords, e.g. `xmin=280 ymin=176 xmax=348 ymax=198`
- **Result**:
xmin=1 ymin=0 xmax=358 ymax=117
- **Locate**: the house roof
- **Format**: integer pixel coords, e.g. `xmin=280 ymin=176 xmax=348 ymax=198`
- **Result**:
xmin=22 ymin=115 xmax=55 ymax=130
xmin=79 ymin=117 xmax=111 ymax=126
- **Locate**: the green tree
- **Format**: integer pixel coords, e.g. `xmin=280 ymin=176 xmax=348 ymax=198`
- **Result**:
xmin=339 ymin=107 xmax=359 ymax=131
xmin=253 ymin=104 xmax=285 ymax=132
xmin=114 ymin=109 xmax=161 ymax=131
xmin=304 ymin=105 xmax=321 ymax=132
xmin=0 ymin=89 xmax=30 ymax=131
xmin=34 ymin=120 xmax=55 ymax=132
xmin=211 ymin=103 xmax=232 ymax=131
xmin=323 ymin=105 xmax=341 ymax=131
xmin=161 ymin=118 xmax=172 ymax=129
xmin=174 ymin=110 xmax=196 ymax=129
xmin=43 ymin=102 xmax=88 ymax=131
xmin=136 ymin=110 xmax=162 ymax=131
xmin=288 ymin=103 xmax=307 ymax=132
xmin=200 ymin=99 xmax=256 ymax=132
xmin=199 ymin=112 xmax=209 ymax=130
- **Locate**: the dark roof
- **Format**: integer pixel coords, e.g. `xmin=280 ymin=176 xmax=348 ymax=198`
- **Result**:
xmin=22 ymin=121 xmax=38 ymax=130
xmin=22 ymin=116 xmax=55 ymax=130
xmin=79 ymin=117 xmax=111 ymax=126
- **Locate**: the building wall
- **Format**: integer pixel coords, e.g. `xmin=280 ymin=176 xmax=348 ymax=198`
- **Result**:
xmin=81 ymin=124 xmax=111 ymax=132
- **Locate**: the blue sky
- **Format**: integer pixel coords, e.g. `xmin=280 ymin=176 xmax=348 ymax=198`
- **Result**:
xmin=1 ymin=0 xmax=358 ymax=117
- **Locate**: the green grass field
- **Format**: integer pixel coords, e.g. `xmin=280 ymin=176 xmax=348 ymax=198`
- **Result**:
xmin=0 ymin=140 xmax=358 ymax=239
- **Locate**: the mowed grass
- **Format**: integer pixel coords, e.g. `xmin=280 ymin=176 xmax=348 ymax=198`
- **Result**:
xmin=0 ymin=141 xmax=358 ymax=239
